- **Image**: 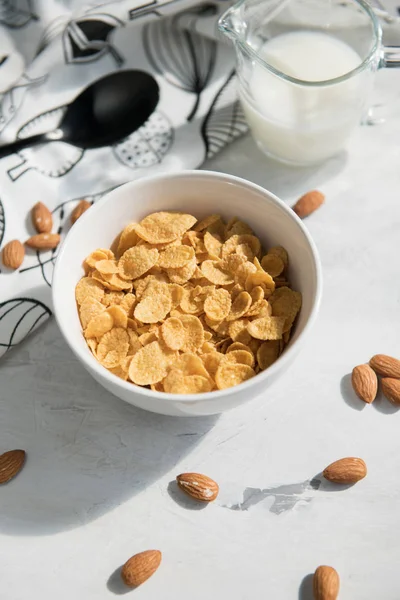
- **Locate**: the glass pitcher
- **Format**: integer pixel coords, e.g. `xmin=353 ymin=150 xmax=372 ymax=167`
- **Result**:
xmin=219 ymin=0 xmax=400 ymax=165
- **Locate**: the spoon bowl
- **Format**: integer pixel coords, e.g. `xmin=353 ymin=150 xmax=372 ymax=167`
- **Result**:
xmin=0 ymin=69 xmax=160 ymax=157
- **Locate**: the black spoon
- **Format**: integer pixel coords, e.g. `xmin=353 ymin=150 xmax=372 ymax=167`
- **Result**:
xmin=0 ymin=69 xmax=160 ymax=158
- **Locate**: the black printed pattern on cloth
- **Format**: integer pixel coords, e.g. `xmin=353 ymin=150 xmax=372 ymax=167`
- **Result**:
xmin=201 ymin=70 xmax=248 ymax=159
xmin=0 ymin=74 xmax=47 ymax=136
xmin=7 ymin=143 xmax=84 ymax=181
xmin=0 ymin=198 xmax=4 ymax=247
xmin=113 ymin=112 xmax=173 ymax=168
xmin=143 ymin=4 xmax=218 ymax=121
xmin=0 ymin=298 xmax=52 ymax=356
xmin=36 ymin=12 xmax=124 ymax=65
xmin=7 ymin=105 xmax=85 ymax=181
xmin=0 ymin=0 xmax=38 ymax=28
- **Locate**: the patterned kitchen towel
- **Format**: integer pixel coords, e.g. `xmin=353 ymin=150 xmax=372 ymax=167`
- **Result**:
xmin=0 ymin=0 xmax=248 ymax=357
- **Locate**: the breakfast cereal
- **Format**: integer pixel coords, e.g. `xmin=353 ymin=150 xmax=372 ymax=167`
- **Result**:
xmin=75 ymin=211 xmax=302 ymax=393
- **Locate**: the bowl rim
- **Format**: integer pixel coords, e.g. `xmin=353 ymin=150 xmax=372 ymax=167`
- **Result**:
xmin=53 ymin=170 xmax=322 ymax=403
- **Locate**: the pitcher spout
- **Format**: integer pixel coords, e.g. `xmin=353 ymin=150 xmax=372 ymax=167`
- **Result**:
xmin=218 ymin=1 xmax=246 ymax=42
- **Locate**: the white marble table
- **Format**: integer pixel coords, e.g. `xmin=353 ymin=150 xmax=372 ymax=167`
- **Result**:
xmin=2 ymin=66 xmax=400 ymax=599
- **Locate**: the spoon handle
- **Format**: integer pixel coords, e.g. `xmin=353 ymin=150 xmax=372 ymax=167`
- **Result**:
xmin=0 ymin=134 xmax=51 ymax=159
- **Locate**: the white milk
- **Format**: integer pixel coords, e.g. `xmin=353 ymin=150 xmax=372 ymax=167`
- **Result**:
xmin=240 ymin=31 xmax=367 ymax=164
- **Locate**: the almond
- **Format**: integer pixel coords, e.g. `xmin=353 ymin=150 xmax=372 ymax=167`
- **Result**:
xmin=292 ymin=190 xmax=325 ymax=218
xmin=71 ymin=199 xmax=91 ymax=225
xmin=2 ymin=239 xmax=25 ymax=270
xmin=121 ymin=550 xmax=161 ymax=587
xmin=176 ymin=472 xmax=219 ymax=502
xmin=25 ymin=233 xmax=60 ymax=250
xmin=31 ymin=201 xmax=52 ymax=233
xmin=370 ymin=354 xmax=400 ymax=379
xmin=381 ymin=378 xmax=400 ymax=405
xmin=313 ymin=565 xmax=340 ymax=600
xmin=351 ymin=364 xmax=377 ymax=403
xmin=323 ymin=457 xmax=367 ymax=484
xmin=0 ymin=449 xmax=26 ymax=484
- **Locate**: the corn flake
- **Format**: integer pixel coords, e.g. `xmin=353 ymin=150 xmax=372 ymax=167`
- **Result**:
xmin=204 ymin=288 xmax=231 ymax=321
xmin=205 ymin=316 xmax=230 ymax=338
xmin=119 ymin=246 xmax=159 ymax=280
xmin=226 ymin=220 xmax=254 ymax=238
xmin=245 ymin=270 xmax=275 ymax=293
xmin=102 ymin=291 xmax=125 ymax=306
xmin=229 ymin=319 xmax=251 ymax=344
xmin=109 ymin=356 xmax=132 ymax=381
xmin=164 ymin=372 xmax=212 ymax=394
xmin=161 ymin=317 xmax=186 ymax=350
xmin=269 ymin=286 xmax=302 ymax=333
xmin=261 ymin=254 xmax=285 ymax=277
xmin=201 ymin=352 xmax=224 ymax=377
xmin=85 ymin=311 xmax=114 ymax=338
xmin=75 ymin=277 xmax=104 ymax=305
xmin=194 ymin=214 xmax=221 ymax=232
xmin=134 ymin=292 xmax=172 ymax=324
xmin=97 ymin=327 xmax=129 ymax=368
xmin=93 ymin=271 xmax=132 ymax=291
xmin=268 ymin=245 xmax=289 ymax=268
xmin=171 ymin=353 xmax=209 ymax=377
xmin=215 ymin=362 xmax=255 ymax=390
xmin=201 ymin=260 xmax=234 ymax=285
xmin=257 ymin=340 xmax=281 ymax=370
xmin=203 ymin=231 xmax=223 ymax=259
xmin=96 ymin=259 xmax=119 ymax=276
xmin=129 ymin=341 xmax=168 ymax=385
xmin=225 ymin=349 xmax=255 ymax=368
xmin=158 ymin=245 xmax=195 ymax=268
xmin=117 ymin=223 xmax=139 ymax=256
xmin=135 ymin=212 xmax=196 ymax=244
xmin=119 ymin=293 xmax=136 ymax=316
xmin=79 ymin=297 xmax=105 ymax=329
xmin=106 ymin=305 xmax=128 ymax=328
xmin=247 ymin=316 xmax=285 ymax=340
xmin=235 ymin=261 xmax=257 ymax=287
xmin=179 ymin=315 xmax=204 ymax=353
xmin=167 ymin=257 xmax=197 ymax=284
xmin=222 ymin=234 xmax=261 ymax=259
xmin=127 ymin=328 xmax=142 ymax=355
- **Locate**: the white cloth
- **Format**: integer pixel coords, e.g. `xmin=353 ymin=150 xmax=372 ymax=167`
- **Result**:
xmin=0 ymin=0 xmax=248 ymax=357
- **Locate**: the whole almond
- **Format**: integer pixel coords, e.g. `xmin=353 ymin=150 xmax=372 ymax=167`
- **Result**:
xmin=351 ymin=364 xmax=378 ymax=403
xmin=370 ymin=354 xmax=400 ymax=379
xmin=25 ymin=233 xmax=60 ymax=250
xmin=2 ymin=239 xmax=25 ymax=269
xmin=31 ymin=201 xmax=52 ymax=233
xmin=0 ymin=449 xmax=26 ymax=484
xmin=292 ymin=190 xmax=325 ymax=218
xmin=121 ymin=550 xmax=162 ymax=587
xmin=381 ymin=378 xmax=400 ymax=405
xmin=323 ymin=457 xmax=367 ymax=484
xmin=176 ymin=472 xmax=219 ymax=502
xmin=313 ymin=565 xmax=340 ymax=600
xmin=71 ymin=199 xmax=91 ymax=225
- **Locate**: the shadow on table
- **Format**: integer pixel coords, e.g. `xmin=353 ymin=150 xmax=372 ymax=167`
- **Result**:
xmin=204 ymin=134 xmax=348 ymax=200
xmin=372 ymin=389 xmax=400 ymax=415
xmin=340 ymin=373 xmax=366 ymax=412
xmin=298 ymin=573 xmax=313 ymax=600
xmin=0 ymin=321 xmax=218 ymax=537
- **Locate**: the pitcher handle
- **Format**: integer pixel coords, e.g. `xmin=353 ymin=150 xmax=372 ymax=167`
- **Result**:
xmin=381 ymin=46 xmax=400 ymax=68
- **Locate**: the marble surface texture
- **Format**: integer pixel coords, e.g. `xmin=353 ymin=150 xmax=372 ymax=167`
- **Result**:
xmin=1 ymin=66 xmax=400 ymax=599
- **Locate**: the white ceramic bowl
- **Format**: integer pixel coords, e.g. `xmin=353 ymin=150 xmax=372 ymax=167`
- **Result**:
xmin=53 ymin=171 xmax=322 ymax=417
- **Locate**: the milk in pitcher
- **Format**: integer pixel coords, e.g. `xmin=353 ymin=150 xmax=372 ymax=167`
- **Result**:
xmin=240 ymin=31 xmax=367 ymax=164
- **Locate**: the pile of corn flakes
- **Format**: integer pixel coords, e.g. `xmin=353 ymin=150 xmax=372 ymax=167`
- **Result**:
xmin=75 ymin=211 xmax=302 ymax=394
